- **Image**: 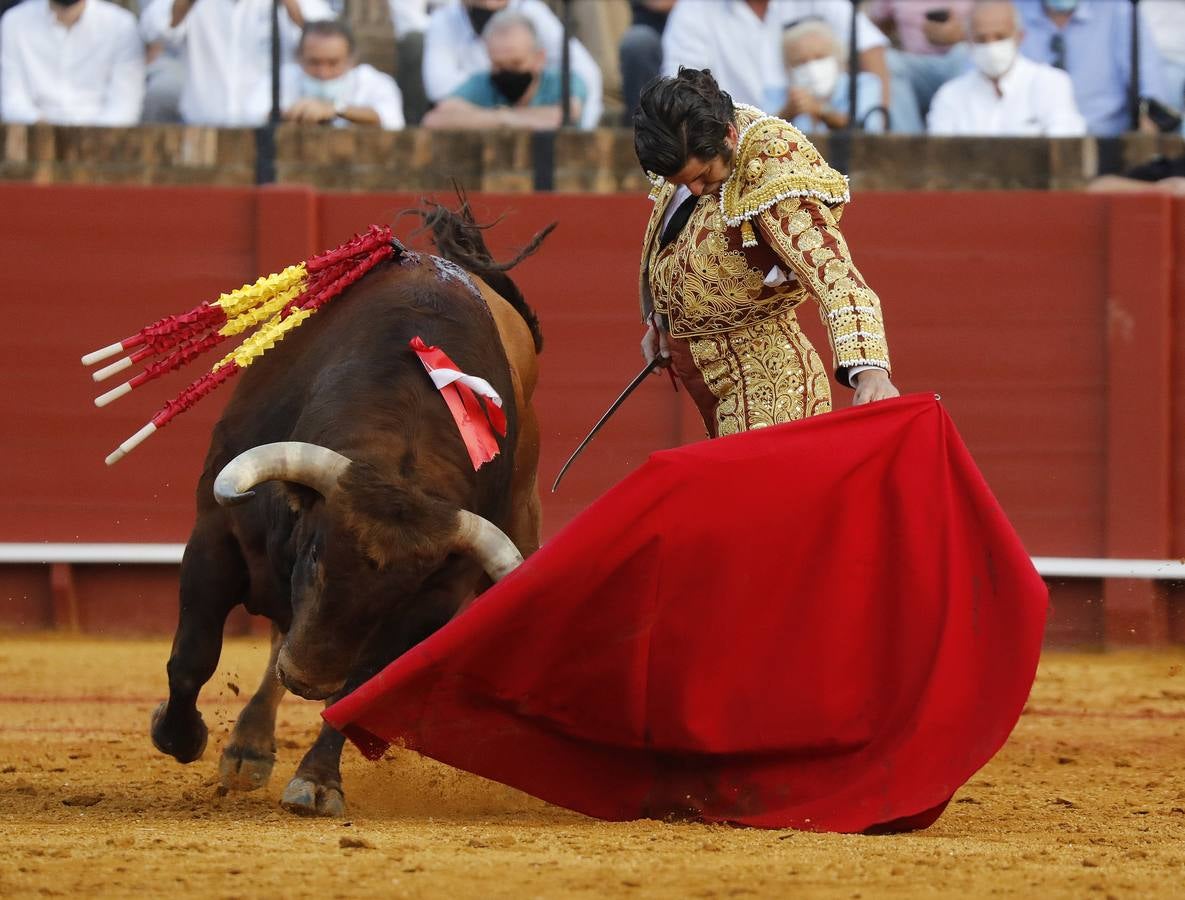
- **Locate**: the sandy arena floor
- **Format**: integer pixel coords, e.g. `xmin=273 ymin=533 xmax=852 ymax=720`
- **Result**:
xmin=0 ymin=635 xmax=1182 ymax=899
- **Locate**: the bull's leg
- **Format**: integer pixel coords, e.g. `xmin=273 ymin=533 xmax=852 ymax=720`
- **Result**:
xmin=219 ymin=624 xmax=286 ymax=791
xmin=279 ymin=593 xmax=458 ymax=818
xmin=151 ymin=519 xmax=247 ymax=763
xmin=507 ymin=402 xmax=543 ymax=556
xmin=280 ymin=719 xmax=347 ymax=818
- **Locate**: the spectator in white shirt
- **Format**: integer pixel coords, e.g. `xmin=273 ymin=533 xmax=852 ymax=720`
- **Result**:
xmin=282 ymin=20 xmax=404 ymax=129
xmin=1 ymin=0 xmax=144 ymax=126
xmin=928 ymin=0 xmax=1085 ymax=137
xmin=661 ymin=0 xmax=906 ymax=128
xmin=140 ymin=0 xmax=333 ymax=127
xmin=422 ymin=0 xmax=603 ymax=129
xmin=1142 ymin=0 xmax=1185 ymax=117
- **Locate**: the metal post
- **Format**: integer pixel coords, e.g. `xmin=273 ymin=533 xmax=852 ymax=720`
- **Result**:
xmin=271 ymin=0 xmax=282 ymax=124
xmin=847 ymin=0 xmax=859 ymax=130
xmin=256 ymin=0 xmax=282 ymax=185
xmin=560 ymin=0 xmax=573 ymax=128
xmin=1129 ymin=0 xmax=1141 ymax=132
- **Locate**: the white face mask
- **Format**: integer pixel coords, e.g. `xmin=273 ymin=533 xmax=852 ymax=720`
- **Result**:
xmin=970 ymin=38 xmax=1018 ymax=80
xmin=790 ymin=57 xmax=840 ymax=101
xmin=301 ymin=71 xmax=352 ymax=105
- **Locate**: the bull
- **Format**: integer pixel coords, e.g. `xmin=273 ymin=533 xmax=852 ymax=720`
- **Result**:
xmin=149 ymin=203 xmax=548 ymax=816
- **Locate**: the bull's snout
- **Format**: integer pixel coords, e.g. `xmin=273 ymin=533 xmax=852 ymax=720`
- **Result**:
xmin=275 ymin=646 xmax=345 ymax=701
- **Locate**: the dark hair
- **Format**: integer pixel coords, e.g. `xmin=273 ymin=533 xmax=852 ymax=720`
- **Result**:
xmin=299 ymin=20 xmax=356 ymax=55
xmin=633 ymin=68 xmax=735 ymax=177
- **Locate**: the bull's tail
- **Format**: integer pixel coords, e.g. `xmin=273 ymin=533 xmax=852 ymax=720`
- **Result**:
xmin=412 ymin=191 xmax=551 ymax=353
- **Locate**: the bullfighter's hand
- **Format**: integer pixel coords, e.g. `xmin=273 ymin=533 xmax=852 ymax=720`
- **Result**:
xmin=641 ymin=317 xmax=671 ymax=370
xmin=852 ymin=368 xmax=900 ymax=405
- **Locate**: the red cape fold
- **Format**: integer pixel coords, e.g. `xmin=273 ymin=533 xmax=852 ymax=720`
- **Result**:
xmin=324 ymin=394 xmax=1048 ymax=833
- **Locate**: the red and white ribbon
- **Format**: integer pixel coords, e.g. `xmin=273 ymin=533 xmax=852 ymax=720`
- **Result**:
xmin=409 ymin=337 xmax=507 ymax=469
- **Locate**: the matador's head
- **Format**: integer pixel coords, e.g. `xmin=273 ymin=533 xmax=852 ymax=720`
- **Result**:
xmin=634 ymin=68 xmax=739 ymax=198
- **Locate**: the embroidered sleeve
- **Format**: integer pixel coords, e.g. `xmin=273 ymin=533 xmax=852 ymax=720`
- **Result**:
xmin=757 ymin=197 xmax=891 ymax=385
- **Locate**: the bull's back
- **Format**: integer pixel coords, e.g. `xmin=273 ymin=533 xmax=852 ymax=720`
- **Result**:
xmin=473 ymin=276 xmax=538 ymax=410
xmin=201 ymin=262 xmax=520 ymax=490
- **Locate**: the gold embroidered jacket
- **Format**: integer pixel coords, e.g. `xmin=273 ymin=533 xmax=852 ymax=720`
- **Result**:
xmin=639 ymin=104 xmax=891 ymax=380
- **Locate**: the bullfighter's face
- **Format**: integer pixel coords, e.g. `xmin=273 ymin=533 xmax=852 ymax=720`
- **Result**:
xmin=666 ymin=123 xmax=738 ymax=197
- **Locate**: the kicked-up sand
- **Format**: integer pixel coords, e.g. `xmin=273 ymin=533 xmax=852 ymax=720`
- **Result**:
xmin=0 ymin=635 xmax=1182 ymax=899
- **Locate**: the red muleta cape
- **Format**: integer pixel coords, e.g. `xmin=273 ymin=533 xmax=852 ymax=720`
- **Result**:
xmin=324 ymin=394 xmax=1048 ymax=833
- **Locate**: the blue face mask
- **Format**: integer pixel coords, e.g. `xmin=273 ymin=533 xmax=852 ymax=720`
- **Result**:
xmin=301 ymin=72 xmax=351 ymax=105
xmin=1044 ymin=0 xmax=1079 ymax=13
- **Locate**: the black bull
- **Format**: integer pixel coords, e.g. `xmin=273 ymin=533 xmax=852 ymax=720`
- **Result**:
xmin=150 ymin=214 xmax=547 ymax=816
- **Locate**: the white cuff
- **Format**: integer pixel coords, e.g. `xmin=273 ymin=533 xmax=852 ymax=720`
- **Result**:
xmin=847 ymin=364 xmax=883 ymax=387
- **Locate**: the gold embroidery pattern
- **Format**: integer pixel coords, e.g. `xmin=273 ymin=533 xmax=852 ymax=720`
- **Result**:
xmin=719 ymin=108 xmax=850 ymax=245
xmin=638 ymin=181 xmax=677 ymax=322
xmin=758 ymin=198 xmax=891 ymax=374
xmin=689 ymin=313 xmax=831 ymax=436
xmin=649 ymin=198 xmax=803 ymax=337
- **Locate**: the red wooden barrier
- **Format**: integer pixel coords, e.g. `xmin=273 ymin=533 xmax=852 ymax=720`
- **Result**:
xmin=1 ymin=183 xmax=1181 ymax=645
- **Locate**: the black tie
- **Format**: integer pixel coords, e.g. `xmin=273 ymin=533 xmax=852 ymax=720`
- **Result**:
xmin=659 ymin=193 xmax=700 ymax=250
xmin=1050 ymin=32 xmax=1066 ymax=70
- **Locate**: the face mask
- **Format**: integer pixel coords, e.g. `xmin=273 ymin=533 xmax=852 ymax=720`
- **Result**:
xmin=970 ymin=37 xmax=1018 ymax=80
xmin=301 ymin=71 xmax=351 ymax=105
xmin=490 ymin=69 xmax=534 ymax=105
xmin=467 ymin=6 xmax=495 ymax=34
xmin=790 ymin=57 xmax=840 ymax=101
xmin=1043 ymin=0 xmax=1079 ymax=13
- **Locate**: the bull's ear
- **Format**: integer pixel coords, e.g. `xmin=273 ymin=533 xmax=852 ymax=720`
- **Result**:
xmin=336 ymin=463 xmax=457 ymax=573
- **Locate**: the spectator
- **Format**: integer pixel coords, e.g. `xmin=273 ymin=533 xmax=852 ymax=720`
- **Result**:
xmin=780 ymin=18 xmax=884 ymax=133
xmin=618 ymin=0 xmax=674 ymax=121
xmin=282 ymin=20 xmax=404 ymax=129
xmin=140 ymin=0 xmax=333 ymax=127
xmin=868 ymin=0 xmax=972 ymax=122
xmin=928 ymin=0 xmax=1084 ymax=136
xmin=1142 ymin=0 xmax=1185 ymax=119
xmin=1017 ymin=0 xmax=1169 ymax=136
xmin=422 ymin=9 xmax=583 ymax=130
xmin=1 ymin=0 xmax=144 ymax=126
xmin=661 ymin=0 xmax=903 ymax=128
xmin=387 ymin=0 xmax=446 ymax=124
xmin=422 ymin=0 xmax=603 ymax=129
xmin=1087 ymin=152 xmax=1185 ymax=195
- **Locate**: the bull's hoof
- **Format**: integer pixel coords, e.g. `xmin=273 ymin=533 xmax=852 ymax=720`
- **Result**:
xmin=150 ymin=701 xmax=208 ymax=764
xmin=218 ymin=743 xmax=276 ymax=792
xmin=280 ymin=777 xmax=346 ymax=817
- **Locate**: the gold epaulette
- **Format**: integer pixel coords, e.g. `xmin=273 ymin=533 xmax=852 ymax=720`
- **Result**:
xmin=719 ymin=105 xmax=851 ymax=247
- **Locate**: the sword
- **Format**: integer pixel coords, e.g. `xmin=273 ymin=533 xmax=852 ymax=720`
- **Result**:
xmin=551 ymin=356 xmax=670 ymax=492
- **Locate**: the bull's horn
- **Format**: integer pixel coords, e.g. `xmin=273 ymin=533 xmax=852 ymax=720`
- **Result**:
xmin=214 ymin=442 xmax=352 ymax=506
xmin=453 ymin=510 xmax=523 ymax=582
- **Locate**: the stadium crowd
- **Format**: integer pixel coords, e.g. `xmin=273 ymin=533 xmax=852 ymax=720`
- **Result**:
xmin=0 ymin=0 xmax=1182 ymax=138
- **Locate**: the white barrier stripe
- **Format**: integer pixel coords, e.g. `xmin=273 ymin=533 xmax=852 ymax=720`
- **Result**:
xmin=0 ymin=544 xmax=185 ymax=564
xmin=0 ymin=546 xmax=1182 ymax=579
xmin=1031 ymin=557 xmax=1185 ymax=580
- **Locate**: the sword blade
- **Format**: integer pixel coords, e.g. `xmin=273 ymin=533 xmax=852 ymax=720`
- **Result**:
xmin=551 ymin=357 xmax=662 ymax=492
